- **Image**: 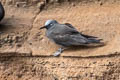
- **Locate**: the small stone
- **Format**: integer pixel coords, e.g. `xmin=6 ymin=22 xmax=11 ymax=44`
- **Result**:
xmin=6 ymin=0 xmax=12 ymax=5
xmin=71 ymin=3 xmax=75 ymax=7
xmin=37 ymin=2 xmax=45 ymax=11
xmin=16 ymin=43 xmax=22 ymax=47
xmin=16 ymin=2 xmax=27 ymax=8
xmin=99 ymin=2 xmax=103 ymax=6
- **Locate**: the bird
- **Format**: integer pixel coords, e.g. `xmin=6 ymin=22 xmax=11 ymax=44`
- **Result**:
xmin=0 ymin=2 xmax=5 ymax=22
xmin=40 ymin=20 xmax=103 ymax=56
xmin=0 ymin=2 xmax=5 ymax=34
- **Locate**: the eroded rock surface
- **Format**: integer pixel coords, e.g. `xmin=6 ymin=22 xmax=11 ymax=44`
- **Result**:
xmin=0 ymin=0 xmax=120 ymax=80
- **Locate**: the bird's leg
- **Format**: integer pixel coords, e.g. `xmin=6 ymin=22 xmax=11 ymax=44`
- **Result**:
xmin=53 ymin=47 xmax=66 ymax=57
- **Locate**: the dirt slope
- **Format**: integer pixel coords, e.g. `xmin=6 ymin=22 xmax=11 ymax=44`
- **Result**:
xmin=0 ymin=0 xmax=120 ymax=80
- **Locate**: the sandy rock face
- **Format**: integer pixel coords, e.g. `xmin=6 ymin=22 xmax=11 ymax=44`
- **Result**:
xmin=29 ymin=3 xmax=120 ymax=57
xmin=0 ymin=0 xmax=120 ymax=80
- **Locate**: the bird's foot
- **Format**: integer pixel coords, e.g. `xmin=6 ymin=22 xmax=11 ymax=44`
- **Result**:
xmin=53 ymin=48 xmax=64 ymax=57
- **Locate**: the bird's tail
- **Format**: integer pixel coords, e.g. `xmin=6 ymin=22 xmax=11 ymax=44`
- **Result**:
xmin=86 ymin=38 xmax=105 ymax=46
xmin=88 ymin=38 xmax=102 ymax=44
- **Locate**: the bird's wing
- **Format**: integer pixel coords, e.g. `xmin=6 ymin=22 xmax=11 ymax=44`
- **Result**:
xmin=80 ymin=33 xmax=98 ymax=38
xmin=51 ymin=33 xmax=101 ymax=46
xmin=51 ymin=33 xmax=88 ymax=46
xmin=48 ymin=25 xmax=89 ymax=46
xmin=64 ymin=23 xmax=76 ymax=29
xmin=59 ymin=24 xmax=80 ymax=35
xmin=64 ymin=23 xmax=98 ymax=38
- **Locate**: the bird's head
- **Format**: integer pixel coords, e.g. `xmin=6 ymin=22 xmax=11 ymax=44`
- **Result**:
xmin=40 ymin=20 xmax=58 ymax=30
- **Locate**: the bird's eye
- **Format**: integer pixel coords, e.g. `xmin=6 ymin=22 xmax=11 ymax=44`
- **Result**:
xmin=49 ymin=23 xmax=53 ymax=26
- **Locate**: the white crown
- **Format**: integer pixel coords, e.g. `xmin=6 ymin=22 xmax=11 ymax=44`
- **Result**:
xmin=45 ymin=20 xmax=53 ymax=26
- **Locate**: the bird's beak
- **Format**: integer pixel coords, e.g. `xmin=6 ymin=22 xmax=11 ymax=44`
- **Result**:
xmin=40 ymin=26 xmax=46 ymax=29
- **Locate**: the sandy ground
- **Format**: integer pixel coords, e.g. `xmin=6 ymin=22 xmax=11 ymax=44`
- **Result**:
xmin=0 ymin=0 xmax=120 ymax=80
